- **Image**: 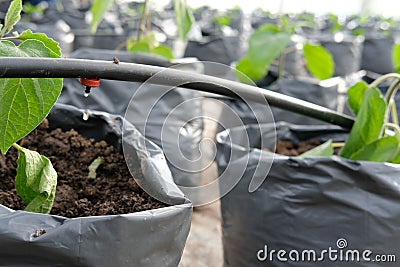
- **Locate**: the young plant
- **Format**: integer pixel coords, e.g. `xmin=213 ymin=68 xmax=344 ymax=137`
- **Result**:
xmin=301 ymin=73 xmax=400 ymax=163
xmin=236 ymin=18 xmax=334 ymax=83
xmin=90 ymin=0 xmax=194 ymax=60
xmin=0 ymin=0 xmax=62 ymax=213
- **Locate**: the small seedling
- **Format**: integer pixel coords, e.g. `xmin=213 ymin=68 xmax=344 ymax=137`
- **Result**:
xmin=90 ymin=0 xmax=194 ymax=60
xmin=236 ymin=17 xmax=334 ymax=83
xmin=88 ymin=157 xmax=104 ymax=179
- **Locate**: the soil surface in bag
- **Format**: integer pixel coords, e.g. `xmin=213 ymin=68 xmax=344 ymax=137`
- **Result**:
xmin=273 ymin=140 xmax=341 ymax=156
xmin=0 ymin=120 xmax=166 ymax=217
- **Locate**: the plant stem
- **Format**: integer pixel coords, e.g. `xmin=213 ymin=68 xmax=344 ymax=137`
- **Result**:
xmin=277 ymin=51 xmax=286 ymax=79
xmin=370 ymin=73 xmax=400 ymax=89
xmin=0 ymin=153 xmax=6 ymax=169
xmin=0 ymin=36 xmax=21 ymax=41
xmin=12 ymin=143 xmax=23 ymax=152
xmin=383 ymin=77 xmax=400 ymax=127
xmin=391 ymin=102 xmax=399 ymax=126
xmin=114 ymin=41 xmax=127 ymax=51
xmin=136 ymin=0 xmax=149 ymax=43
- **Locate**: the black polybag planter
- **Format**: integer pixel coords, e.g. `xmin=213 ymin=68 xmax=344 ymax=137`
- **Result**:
xmin=267 ymin=78 xmax=340 ymax=124
xmin=184 ymin=36 xmax=242 ymax=77
xmin=361 ymin=35 xmax=395 ymax=74
xmin=0 ymin=104 xmax=192 ymax=266
xmin=318 ymin=35 xmax=364 ymax=77
xmin=216 ymin=122 xmax=400 ymax=267
xmin=58 ymin=48 xmax=204 ymax=189
xmin=217 ymin=77 xmax=341 ymax=130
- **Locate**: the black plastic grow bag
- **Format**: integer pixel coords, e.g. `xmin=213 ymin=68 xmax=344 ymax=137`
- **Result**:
xmin=361 ymin=35 xmax=395 ymax=74
xmin=216 ymin=122 xmax=400 ymax=267
xmin=0 ymin=103 xmax=192 ymax=266
xmin=216 ymin=77 xmax=341 ymax=131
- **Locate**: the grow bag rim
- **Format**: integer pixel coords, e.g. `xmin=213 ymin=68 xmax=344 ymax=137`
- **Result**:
xmin=0 ymin=202 xmax=192 ymax=220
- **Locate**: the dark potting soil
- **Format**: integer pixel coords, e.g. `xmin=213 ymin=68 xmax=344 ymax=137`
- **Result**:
xmin=0 ymin=119 xmax=166 ymax=217
xmin=274 ymin=139 xmax=340 ymax=156
xmin=274 ymin=139 xmax=322 ymax=156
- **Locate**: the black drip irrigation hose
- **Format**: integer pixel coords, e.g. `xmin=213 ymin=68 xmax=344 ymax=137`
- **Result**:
xmin=0 ymin=57 xmax=355 ymax=129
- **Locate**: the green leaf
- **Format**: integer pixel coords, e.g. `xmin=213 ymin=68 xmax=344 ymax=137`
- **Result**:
xmin=23 ymin=2 xmax=45 ymax=15
xmin=390 ymin=148 xmax=400 ymax=163
xmin=352 ymin=28 xmax=365 ymax=36
xmin=235 ymin=56 xmax=266 ymax=83
xmin=258 ymin=24 xmax=280 ymax=33
xmin=0 ymin=0 xmax=22 ymax=37
xmin=0 ymin=40 xmax=63 ymax=153
xmin=213 ymin=15 xmax=230 ymax=27
xmin=340 ymin=87 xmax=386 ymax=158
xmin=298 ymin=140 xmax=334 ymax=158
xmin=174 ymin=0 xmax=194 ymax=40
xmin=328 ymin=13 xmax=342 ymax=33
xmin=247 ymin=28 xmax=291 ymax=68
xmin=19 ymin=29 xmax=61 ymax=56
xmin=349 ymin=136 xmax=398 ymax=162
xmin=126 ymin=36 xmax=174 ymax=60
xmin=15 ymin=148 xmax=57 ymax=214
xmin=236 ymin=27 xmax=290 ymax=83
xmin=127 ymin=39 xmax=150 ymax=54
xmin=152 ymin=45 xmax=174 ymax=60
xmin=90 ymin=0 xmax=115 ymax=35
xmin=303 ymin=43 xmax=334 ymax=80
xmin=392 ymin=44 xmax=400 ymax=73
xmin=347 ymin=81 xmax=369 ymax=115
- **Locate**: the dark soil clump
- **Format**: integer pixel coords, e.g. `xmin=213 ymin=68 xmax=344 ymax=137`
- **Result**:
xmin=0 ymin=119 xmax=166 ymax=217
xmin=275 ymin=139 xmax=322 ymax=156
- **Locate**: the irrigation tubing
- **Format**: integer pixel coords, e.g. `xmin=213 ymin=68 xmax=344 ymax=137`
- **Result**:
xmin=0 ymin=57 xmax=354 ymax=129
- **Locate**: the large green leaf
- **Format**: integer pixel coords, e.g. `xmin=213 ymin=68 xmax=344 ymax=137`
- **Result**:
xmin=392 ymin=43 xmax=400 ymax=73
xmin=152 ymin=45 xmax=174 ymax=60
xmin=127 ymin=39 xmax=151 ymax=54
xmin=0 ymin=40 xmax=63 ymax=153
xmin=298 ymin=140 xmax=334 ymax=158
xmin=235 ymin=26 xmax=290 ymax=83
xmin=303 ymin=43 xmax=334 ymax=80
xmin=19 ymin=29 xmax=61 ymax=56
xmin=174 ymin=0 xmax=194 ymax=40
xmin=340 ymin=87 xmax=386 ymax=158
xmin=90 ymin=0 xmax=115 ymax=35
xmin=127 ymin=36 xmax=174 ymax=60
xmin=0 ymin=0 xmax=22 ymax=37
xmin=347 ymin=81 xmax=369 ymax=115
xmin=247 ymin=27 xmax=291 ymax=68
xmin=15 ymin=148 xmax=57 ymax=213
xmin=235 ymin=56 xmax=267 ymax=83
xmin=349 ymin=136 xmax=398 ymax=162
